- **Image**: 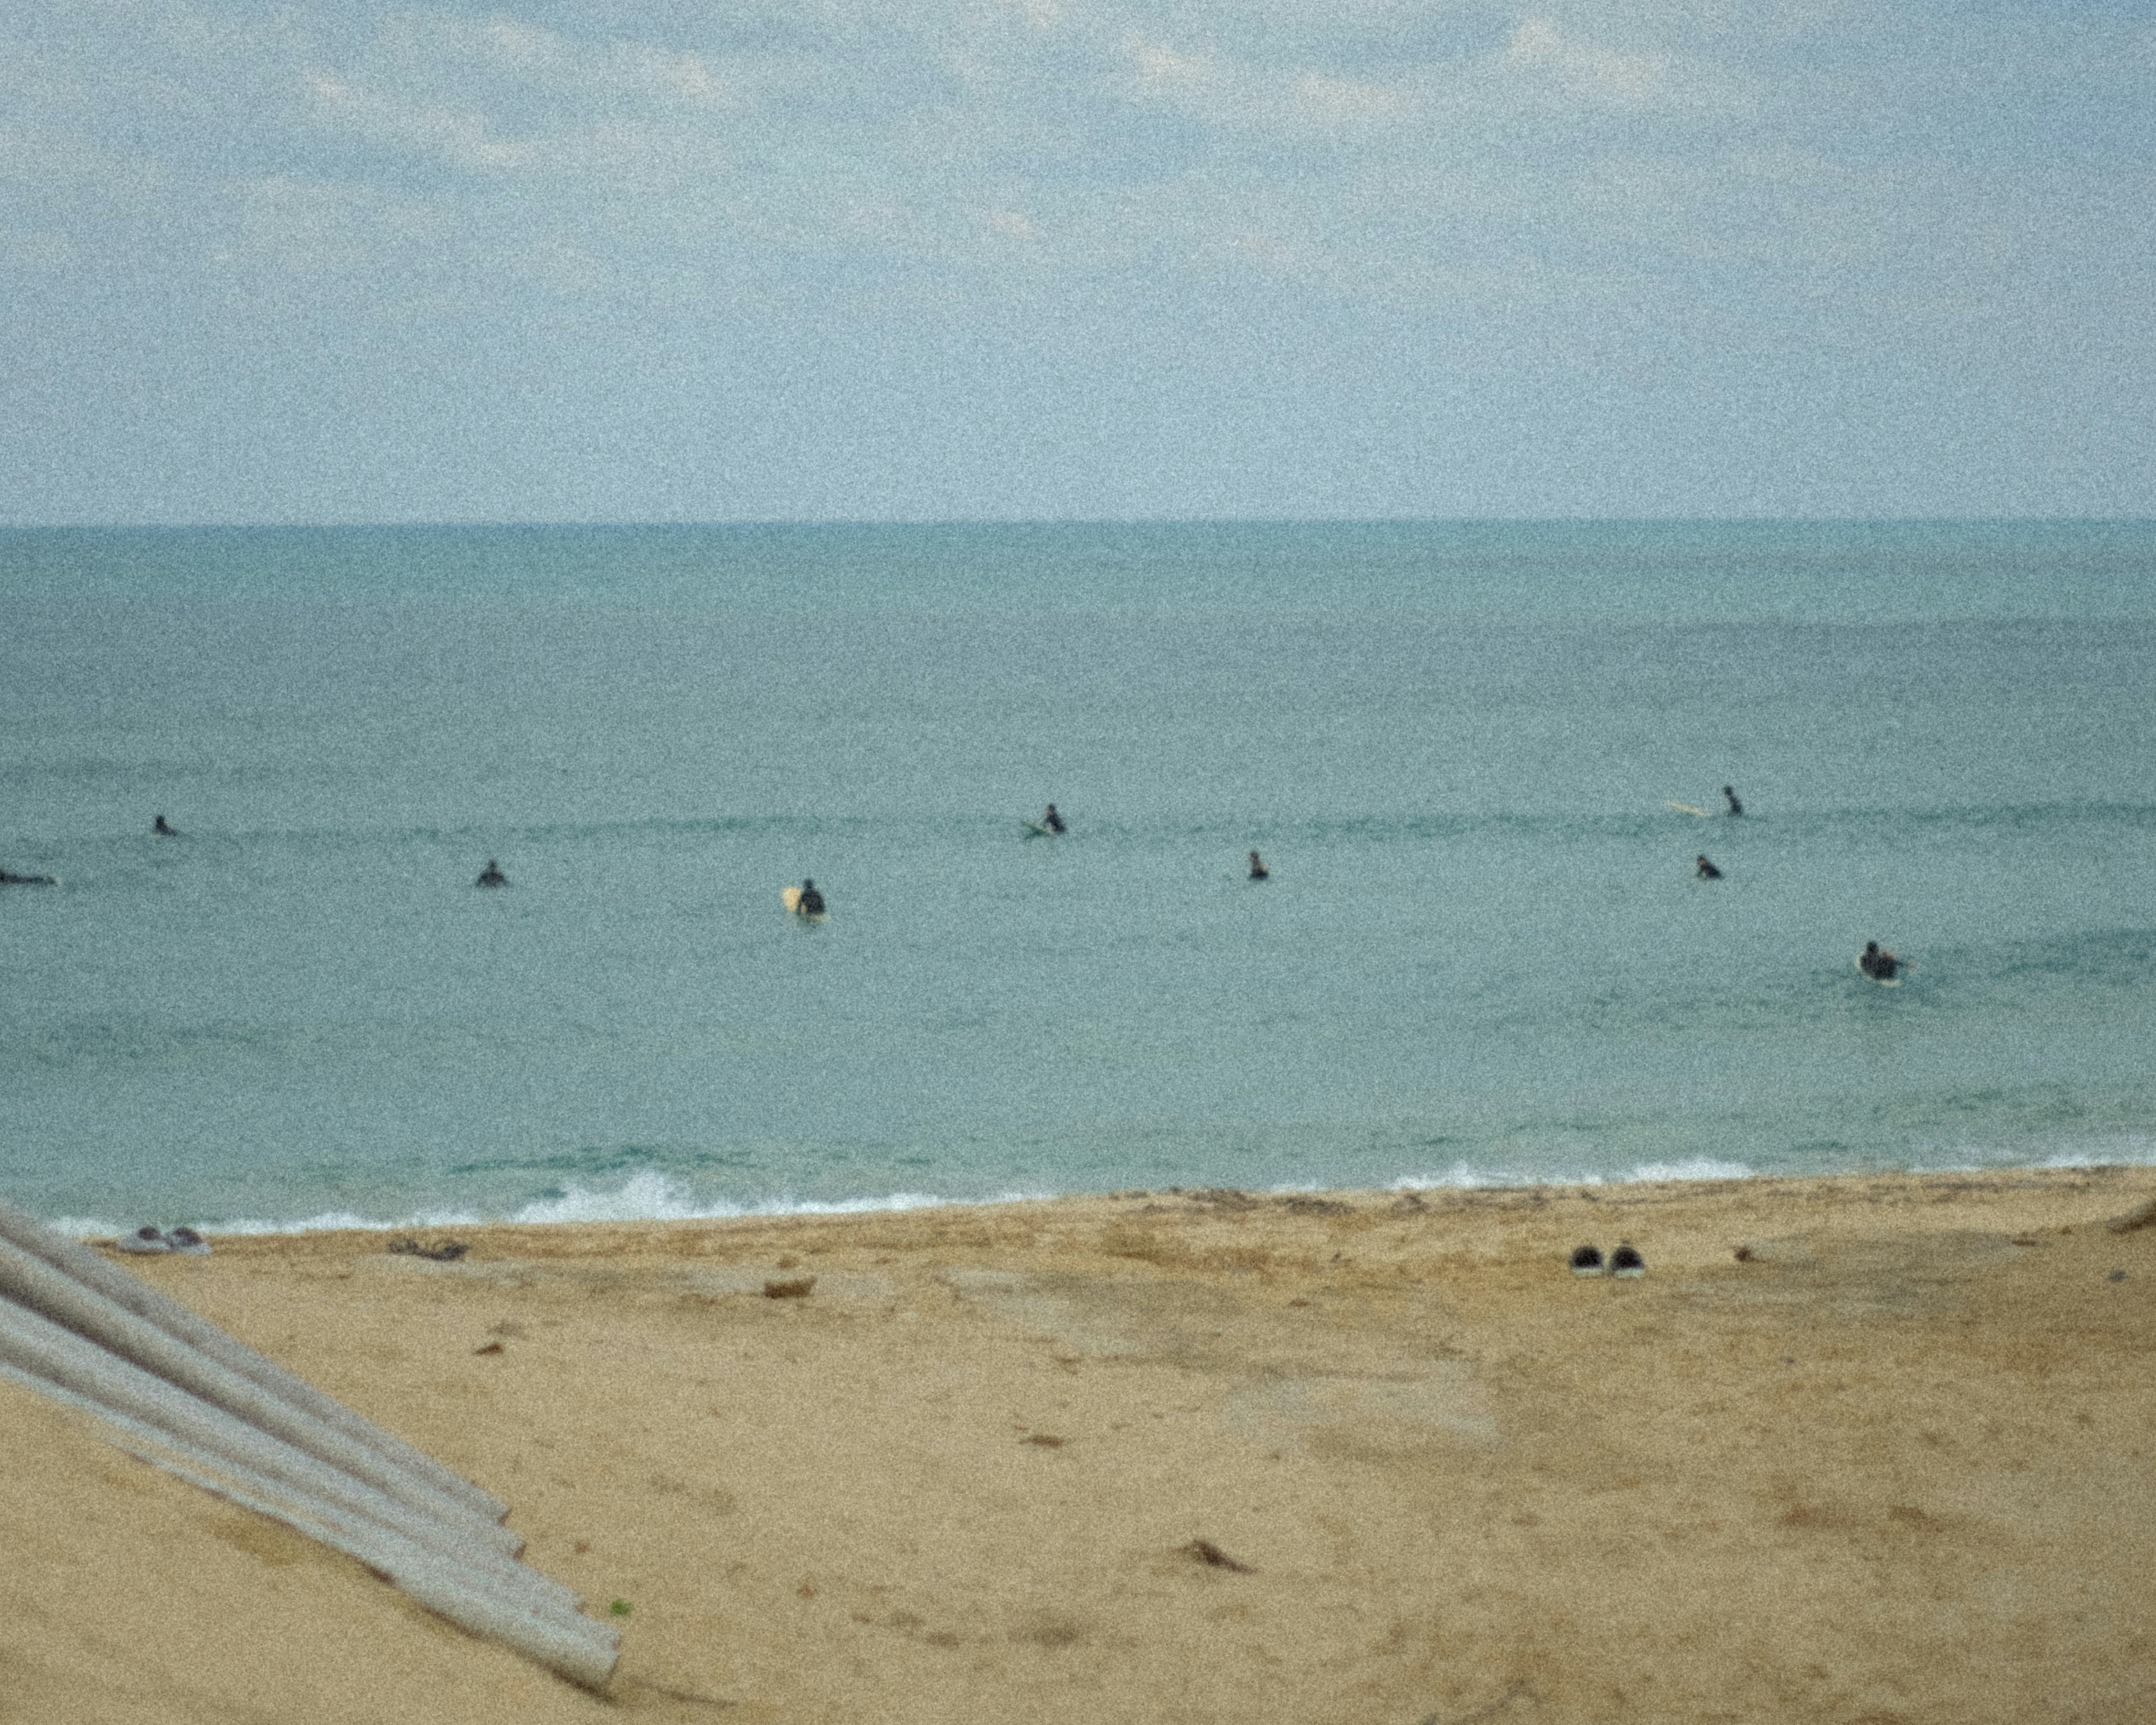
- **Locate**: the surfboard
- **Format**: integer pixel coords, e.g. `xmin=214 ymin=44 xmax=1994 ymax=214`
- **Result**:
xmin=1855 ymin=957 xmax=1901 ymax=987
xmin=1022 ymin=821 xmax=1056 ymax=838
xmin=1664 ymin=801 xmax=1711 ymax=818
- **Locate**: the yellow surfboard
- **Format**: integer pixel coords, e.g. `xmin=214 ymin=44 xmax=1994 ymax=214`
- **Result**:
xmin=1664 ymin=800 xmax=1711 ymax=818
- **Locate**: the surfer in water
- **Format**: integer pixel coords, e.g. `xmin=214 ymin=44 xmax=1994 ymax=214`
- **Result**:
xmin=1858 ymin=941 xmax=1901 ymax=981
xmin=476 ymin=859 xmax=508 ymax=888
xmin=1042 ymin=804 xmax=1066 ymax=835
xmin=1249 ymin=850 xmax=1269 ymax=880
xmin=1695 ymin=855 xmax=1723 ymax=880
xmin=795 ymin=878 xmax=826 ymax=916
xmin=0 ymin=868 xmax=56 ymax=886
xmin=152 ymin=814 xmax=180 ymax=836
xmin=1723 ymin=786 xmax=1743 ymax=816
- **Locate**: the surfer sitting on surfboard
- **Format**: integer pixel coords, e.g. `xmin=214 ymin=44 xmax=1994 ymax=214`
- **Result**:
xmin=1858 ymin=941 xmax=1901 ymax=981
xmin=1723 ymin=785 xmax=1743 ymax=816
xmin=1042 ymin=804 xmax=1066 ymax=835
xmin=1695 ymin=855 xmax=1723 ymax=879
xmin=794 ymin=878 xmax=826 ymax=916
xmin=1249 ymin=850 xmax=1268 ymax=880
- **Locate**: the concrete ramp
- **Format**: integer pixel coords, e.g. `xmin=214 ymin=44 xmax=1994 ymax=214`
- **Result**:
xmin=0 ymin=1198 xmax=618 ymax=1691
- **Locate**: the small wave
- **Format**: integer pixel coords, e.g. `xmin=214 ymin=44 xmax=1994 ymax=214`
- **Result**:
xmin=1626 ymin=1157 xmax=1757 ymax=1183
xmin=504 ymin=1170 xmax=955 ymax=1225
xmin=1390 ymin=1155 xmax=1756 ymax=1193
xmin=1895 ymin=1137 xmax=2156 ymax=1178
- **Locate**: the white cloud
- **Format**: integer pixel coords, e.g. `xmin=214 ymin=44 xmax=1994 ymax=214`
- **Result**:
xmin=305 ymin=71 xmax=532 ymax=172
xmin=1487 ymin=14 xmax=1760 ymax=120
xmin=1123 ymin=35 xmax=1414 ymax=137
xmin=1503 ymin=17 xmax=1673 ymax=107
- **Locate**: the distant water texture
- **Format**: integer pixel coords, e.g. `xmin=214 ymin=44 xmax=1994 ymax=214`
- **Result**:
xmin=3 ymin=522 xmax=2154 ymax=1231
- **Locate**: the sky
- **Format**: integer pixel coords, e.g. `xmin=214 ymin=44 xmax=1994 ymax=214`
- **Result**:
xmin=2 ymin=0 xmax=2152 ymax=523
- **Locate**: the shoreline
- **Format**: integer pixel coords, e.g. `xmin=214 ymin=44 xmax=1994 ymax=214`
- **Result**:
xmin=8 ymin=1162 xmax=2155 ymax=1723
xmin=52 ymin=1151 xmax=2156 ymax=1243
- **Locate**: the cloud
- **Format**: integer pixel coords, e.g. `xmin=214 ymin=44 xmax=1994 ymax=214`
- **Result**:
xmin=4 ymin=2 xmax=2153 ymax=431
xmin=1502 ymin=17 xmax=1670 ymax=105
xmin=1493 ymin=15 xmax=1755 ymax=116
xmin=305 ymin=71 xmax=532 ymax=172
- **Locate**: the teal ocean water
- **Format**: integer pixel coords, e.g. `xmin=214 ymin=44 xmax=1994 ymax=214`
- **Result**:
xmin=3 ymin=522 xmax=2154 ymax=1233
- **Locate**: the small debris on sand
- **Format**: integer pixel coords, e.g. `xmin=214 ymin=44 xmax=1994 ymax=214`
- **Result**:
xmin=1180 ymin=1539 xmax=1253 ymax=1573
xmin=763 ymin=1275 xmax=816 ymax=1299
xmin=387 ymin=1237 xmax=469 ymax=1262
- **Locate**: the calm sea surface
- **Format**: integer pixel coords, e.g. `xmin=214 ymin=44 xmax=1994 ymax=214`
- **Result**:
xmin=3 ymin=522 xmax=2153 ymax=1231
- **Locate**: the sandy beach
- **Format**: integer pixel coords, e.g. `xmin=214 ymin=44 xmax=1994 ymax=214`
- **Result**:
xmin=5 ymin=1166 xmax=2154 ymax=1725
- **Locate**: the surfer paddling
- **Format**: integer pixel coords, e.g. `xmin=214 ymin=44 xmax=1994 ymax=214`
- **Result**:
xmin=1858 ymin=941 xmax=1902 ymax=982
xmin=152 ymin=814 xmax=180 ymax=836
xmin=475 ymin=859 xmax=508 ymax=888
xmin=1695 ymin=855 xmax=1723 ymax=880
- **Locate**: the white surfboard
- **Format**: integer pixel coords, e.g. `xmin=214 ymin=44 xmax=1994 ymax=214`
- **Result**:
xmin=1665 ymin=800 xmax=1711 ymax=818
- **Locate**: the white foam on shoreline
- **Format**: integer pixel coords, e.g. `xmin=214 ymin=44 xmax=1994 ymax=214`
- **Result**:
xmin=1388 ymin=1155 xmax=1757 ymax=1193
xmin=49 ymin=1146 xmax=2156 ymax=1240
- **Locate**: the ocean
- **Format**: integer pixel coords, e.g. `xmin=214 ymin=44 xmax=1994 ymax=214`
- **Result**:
xmin=3 ymin=521 xmax=2154 ymax=1234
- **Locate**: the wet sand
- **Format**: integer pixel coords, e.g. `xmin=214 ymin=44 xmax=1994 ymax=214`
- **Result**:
xmin=5 ymin=1166 xmax=2154 ymax=1725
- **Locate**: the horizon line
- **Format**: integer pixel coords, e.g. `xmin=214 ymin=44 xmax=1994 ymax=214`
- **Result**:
xmin=5 ymin=514 xmax=2154 ymax=533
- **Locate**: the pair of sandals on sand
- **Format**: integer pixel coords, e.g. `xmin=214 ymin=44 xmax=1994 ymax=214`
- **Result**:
xmin=1570 ymin=1243 xmax=1645 ymax=1277
xmin=115 ymin=1225 xmax=211 ymax=1255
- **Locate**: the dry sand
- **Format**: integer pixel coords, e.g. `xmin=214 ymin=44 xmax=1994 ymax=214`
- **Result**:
xmin=4 ymin=1166 xmax=2154 ymax=1725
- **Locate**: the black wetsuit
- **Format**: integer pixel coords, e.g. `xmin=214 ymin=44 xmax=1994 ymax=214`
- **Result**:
xmin=1723 ymin=787 xmax=1743 ymax=816
xmin=798 ymin=884 xmax=826 ymax=915
xmin=476 ymin=862 xmax=507 ymax=888
xmin=1043 ymin=807 xmax=1066 ymax=834
xmin=1696 ymin=856 xmax=1723 ymax=880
